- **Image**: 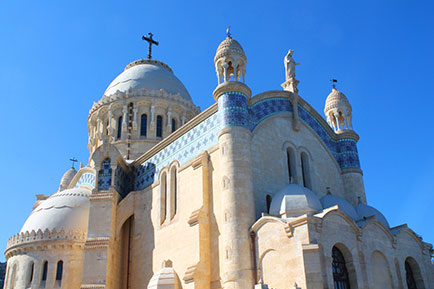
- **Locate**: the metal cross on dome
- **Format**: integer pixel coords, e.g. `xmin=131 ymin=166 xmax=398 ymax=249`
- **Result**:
xmin=142 ymin=33 xmax=159 ymax=59
xmin=70 ymin=157 xmax=78 ymax=169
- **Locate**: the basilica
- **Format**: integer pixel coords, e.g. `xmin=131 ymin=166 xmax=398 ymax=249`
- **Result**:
xmin=3 ymin=34 xmax=433 ymax=289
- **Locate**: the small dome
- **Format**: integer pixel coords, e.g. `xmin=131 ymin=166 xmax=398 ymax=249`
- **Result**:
xmin=104 ymin=59 xmax=192 ymax=102
xmin=214 ymin=36 xmax=246 ymax=63
xmin=269 ymin=184 xmax=323 ymax=218
xmin=147 ymin=267 xmax=180 ymax=289
xmin=20 ymin=188 xmax=91 ymax=233
xmin=324 ymin=88 xmax=352 ymax=114
xmin=59 ymin=167 xmax=77 ymax=191
xmin=355 ymin=203 xmax=389 ymax=228
xmin=320 ymin=194 xmax=358 ymax=220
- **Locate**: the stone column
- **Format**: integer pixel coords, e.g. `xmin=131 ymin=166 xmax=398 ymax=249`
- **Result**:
xmin=213 ymin=81 xmax=255 ymax=289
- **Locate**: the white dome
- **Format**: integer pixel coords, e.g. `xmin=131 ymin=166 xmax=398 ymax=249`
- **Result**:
xmin=355 ymin=203 xmax=389 ymax=228
xmin=324 ymin=88 xmax=352 ymax=113
xmin=320 ymin=194 xmax=358 ymax=220
xmin=269 ymin=184 xmax=323 ymax=218
xmin=20 ymin=187 xmax=91 ymax=233
xmin=147 ymin=267 xmax=180 ymax=289
xmin=214 ymin=36 xmax=246 ymax=63
xmin=104 ymin=59 xmax=192 ymax=102
xmin=59 ymin=167 xmax=76 ymax=191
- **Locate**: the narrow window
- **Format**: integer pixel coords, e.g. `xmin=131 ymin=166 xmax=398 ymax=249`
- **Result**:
xmin=170 ymin=166 xmax=177 ymax=219
xmin=156 ymin=115 xmax=163 ymax=137
xmin=266 ymin=195 xmax=272 ymax=214
xmin=56 ymin=261 xmax=63 ymax=281
xmin=27 ymin=262 xmax=34 ymax=286
xmin=140 ymin=114 xmax=147 ymax=136
xmin=160 ymin=173 xmax=167 ymax=224
xmin=117 ymin=116 xmax=122 ymax=139
xmin=105 ymin=120 xmax=109 ymax=135
xmin=301 ymin=152 xmax=312 ymax=189
xmin=332 ymin=247 xmax=351 ymax=289
xmin=287 ymin=148 xmax=295 ymax=184
xmin=40 ymin=261 xmax=48 ymax=287
xmin=171 ymin=118 xmax=176 ymax=133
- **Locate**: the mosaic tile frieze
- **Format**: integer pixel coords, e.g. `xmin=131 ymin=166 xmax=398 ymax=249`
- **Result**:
xmin=218 ymin=92 xmax=249 ymax=129
xmin=98 ymin=158 xmax=112 ymax=190
xmin=115 ymin=164 xmax=131 ymax=198
xmin=297 ymin=105 xmax=360 ymax=170
xmin=74 ymin=173 xmax=96 ymax=189
xmin=134 ymin=112 xmax=222 ymax=191
xmin=248 ymin=98 xmax=293 ymax=131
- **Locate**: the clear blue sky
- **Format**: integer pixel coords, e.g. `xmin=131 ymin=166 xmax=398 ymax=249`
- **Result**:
xmin=1 ymin=0 xmax=433 ymax=261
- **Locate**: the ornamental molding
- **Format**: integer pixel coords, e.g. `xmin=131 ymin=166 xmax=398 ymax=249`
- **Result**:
xmin=81 ymin=284 xmax=105 ymax=289
xmin=89 ymin=87 xmax=199 ymax=117
xmin=249 ymin=90 xmax=294 ymax=106
xmin=5 ymin=228 xmax=86 ymax=257
xmin=213 ymin=81 xmax=252 ymax=100
xmin=84 ymin=237 xmax=110 ymax=249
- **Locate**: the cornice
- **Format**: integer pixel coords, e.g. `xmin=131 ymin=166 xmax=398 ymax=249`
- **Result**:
xmin=212 ymin=81 xmax=252 ymax=101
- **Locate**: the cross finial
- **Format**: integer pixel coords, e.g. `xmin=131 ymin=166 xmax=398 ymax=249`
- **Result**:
xmin=226 ymin=26 xmax=231 ymax=38
xmin=142 ymin=33 xmax=159 ymax=59
xmin=70 ymin=157 xmax=78 ymax=169
xmin=330 ymin=79 xmax=338 ymax=89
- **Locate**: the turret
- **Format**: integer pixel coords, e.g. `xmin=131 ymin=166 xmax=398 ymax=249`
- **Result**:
xmin=213 ymin=34 xmax=255 ymax=289
xmin=324 ymin=86 xmax=367 ymax=205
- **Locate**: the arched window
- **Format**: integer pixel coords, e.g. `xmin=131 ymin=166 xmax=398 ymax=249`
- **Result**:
xmin=300 ymin=152 xmax=312 ymax=189
xmin=332 ymin=246 xmax=351 ymax=289
xmin=140 ymin=114 xmax=147 ymax=136
xmin=40 ymin=261 xmax=48 ymax=287
xmin=56 ymin=260 xmax=63 ymax=281
xmin=171 ymin=118 xmax=177 ymax=133
xmin=266 ymin=195 xmax=272 ymax=214
xmin=156 ymin=115 xmax=163 ymax=137
xmin=98 ymin=158 xmax=112 ymax=190
xmin=117 ymin=116 xmax=122 ymax=139
xmin=286 ymin=148 xmax=296 ymax=184
xmin=170 ymin=166 xmax=177 ymax=219
xmin=405 ymin=260 xmax=418 ymax=289
xmin=27 ymin=261 xmax=34 ymax=287
xmin=160 ymin=172 xmax=167 ymax=224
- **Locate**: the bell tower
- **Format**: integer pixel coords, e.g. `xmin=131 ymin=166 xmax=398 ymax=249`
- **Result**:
xmin=213 ymin=34 xmax=255 ymax=289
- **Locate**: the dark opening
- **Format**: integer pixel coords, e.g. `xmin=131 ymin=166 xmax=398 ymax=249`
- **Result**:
xmin=140 ymin=114 xmax=147 ymax=136
xmin=332 ymin=246 xmax=351 ymax=289
xmin=56 ymin=261 xmax=63 ymax=281
xmin=405 ymin=261 xmax=417 ymax=289
xmin=266 ymin=195 xmax=272 ymax=214
xmin=171 ymin=118 xmax=176 ymax=133
xmin=117 ymin=116 xmax=122 ymax=139
xmin=41 ymin=261 xmax=48 ymax=281
xmin=156 ymin=115 xmax=163 ymax=137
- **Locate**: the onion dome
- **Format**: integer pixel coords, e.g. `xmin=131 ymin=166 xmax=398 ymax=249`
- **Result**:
xmin=214 ymin=36 xmax=247 ymax=84
xmin=324 ymin=88 xmax=353 ymax=132
xmin=59 ymin=167 xmax=77 ymax=191
xmin=103 ymin=59 xmax=192 ymax=102
xmin=20 ymin=188 xmax=91 ymax=233
xmin=320 ymin=194 xmax=358 ymax=220
xmin=269 ymin=184 xmax=323 ymax=218
xmin=147 ymin=267 xmax=180 ymax=289
xmin=355 ymin=203 xmax=390 ymax=228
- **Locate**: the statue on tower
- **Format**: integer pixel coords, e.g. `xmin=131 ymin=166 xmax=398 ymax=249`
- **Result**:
xmin=284 ymin=49 xmax=300 ymax=81
xmin=282 ymin=49 xmax=300 ymax=94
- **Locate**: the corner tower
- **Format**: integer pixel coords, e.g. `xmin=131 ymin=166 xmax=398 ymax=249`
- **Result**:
xmin=324 ymin=87 xmax=367 ymax=205
xmin=213 ymin=35 xmax=255 ymax=289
